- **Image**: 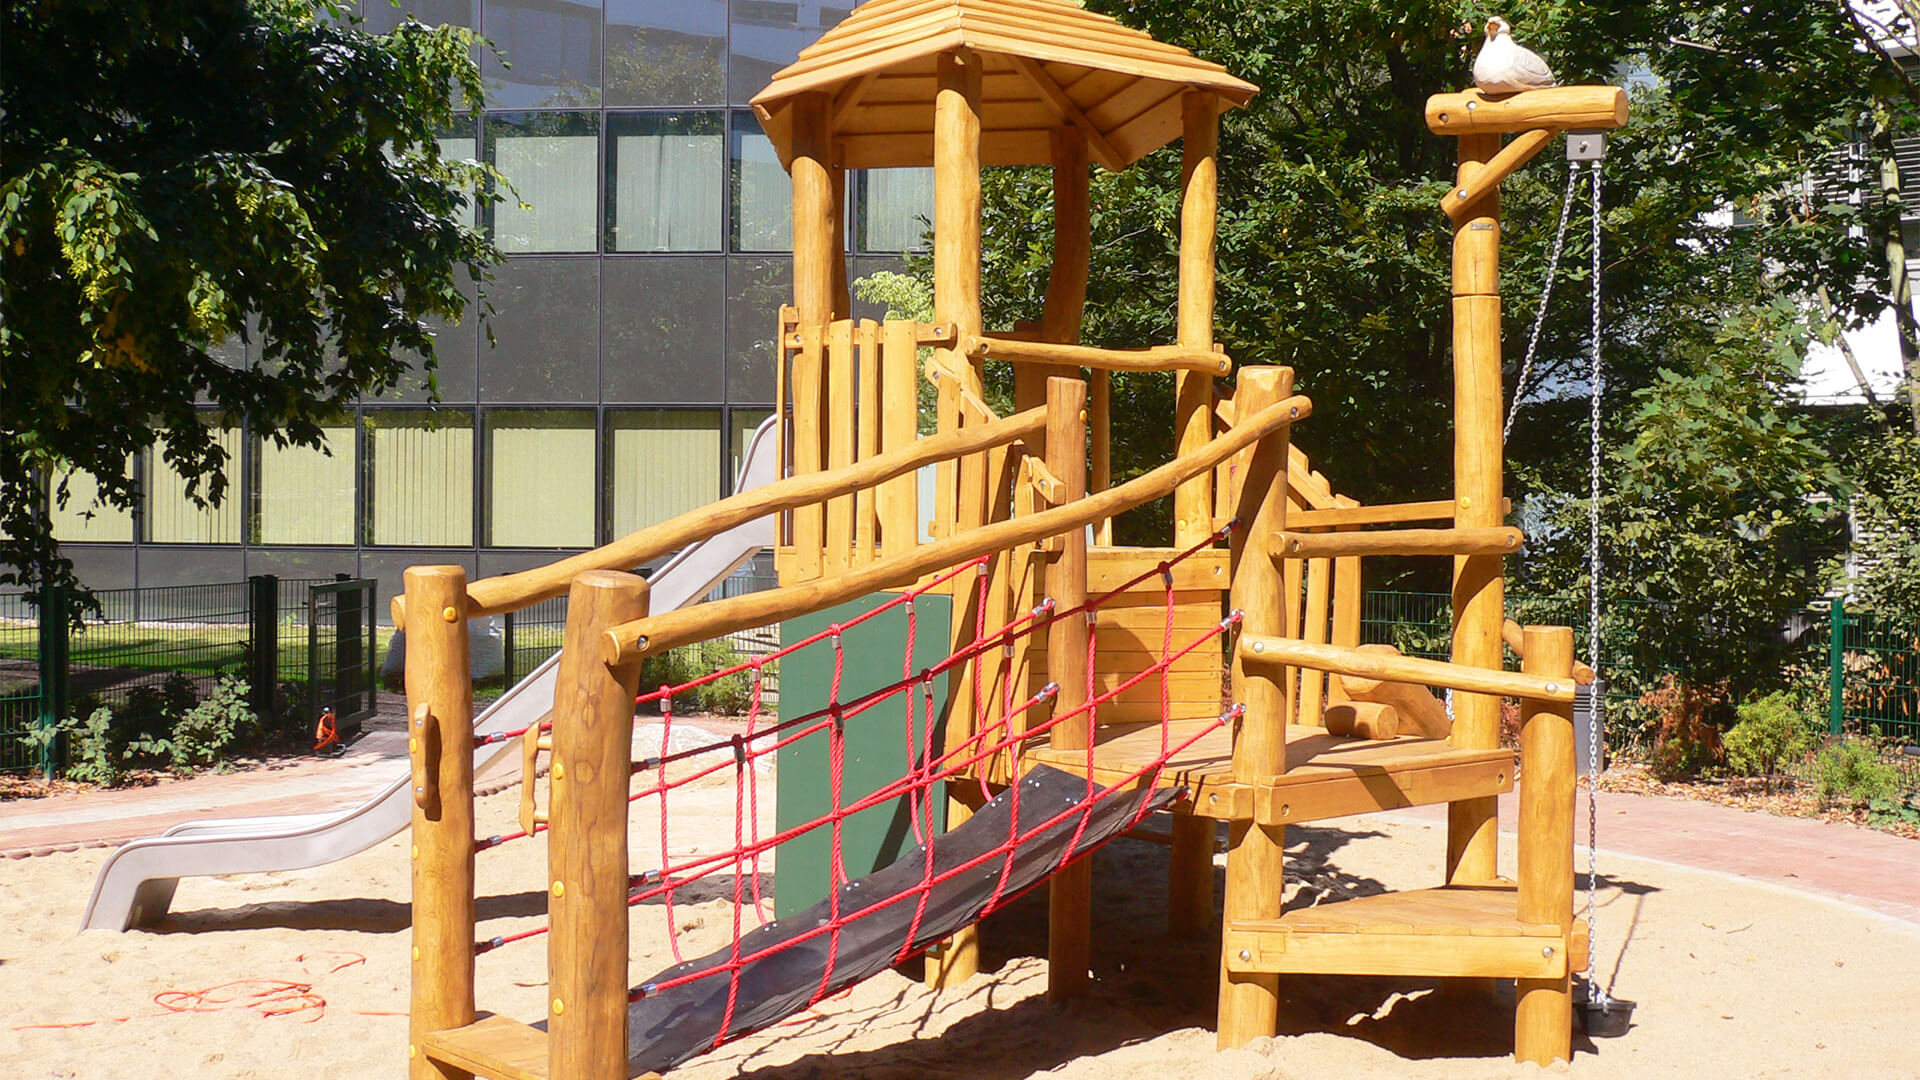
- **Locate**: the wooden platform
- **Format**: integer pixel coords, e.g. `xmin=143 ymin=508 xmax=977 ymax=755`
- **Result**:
xmin=1222 ymin=882 xmax=1588 ymax=980
xmin=1023 ymin=719 xmax=1513 ymax=825
xmin=423 ymin=1015 xmax=551 ymax=1080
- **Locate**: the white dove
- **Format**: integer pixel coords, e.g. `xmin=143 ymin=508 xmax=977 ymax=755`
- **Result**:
xmin=1472 ymin=16 xmax=1556 ymax=94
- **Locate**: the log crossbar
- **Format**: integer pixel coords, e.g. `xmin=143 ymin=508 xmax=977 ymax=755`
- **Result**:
xmin=964 ymin=332 xmax=1232 ymax=375
xmin=1269 ymin=526 xmax=1523 ymax=560
xmin=602 ymin=392 xmax=1313 ymax=664
xmin=393 ymin=404 xmax=1049 ymax=623
xmin=1239 ymin=634 xmax=1576 ymax=703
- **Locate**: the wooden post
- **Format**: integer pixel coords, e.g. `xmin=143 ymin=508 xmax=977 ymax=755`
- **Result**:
xmin=1168 ymin=89 xmax=1222 ymax=940
xmin=1043 ymin=375 xmax=1092 ymax=1001
xmin=927 ymin=46 xmax=986 ymax=992
xmin=1515 ymin=625 xmax=1576 ymax=1065
xmin=878 ymin=320 xmax=920 ymax=557
xmin=790 ymin=92 xmax=838 ymax=581
xmin=1447 ymin=131 xmax=1505 ymax=884
xmin=1174 ymin=91 xmax=1219 ymax=546
xmin=546 ymin=572 xmax=650 ymax=1080
xmin=406 ymin=566 xmax=476 ymax=1080
xmin=1298 ymin=556 xmax=1332 ymax=725
xmin=1218 ymin=366 xmax=1294 ymax=1049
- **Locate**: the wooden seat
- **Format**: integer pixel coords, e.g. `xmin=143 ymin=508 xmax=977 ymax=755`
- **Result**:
xmin=1222 ymin=881 xmax=1589 ymax=980
xmin=422 ymin=1015 xmax=669 ymax=1080
xmin=1024 ymin=718 xmax=1513 ymax=825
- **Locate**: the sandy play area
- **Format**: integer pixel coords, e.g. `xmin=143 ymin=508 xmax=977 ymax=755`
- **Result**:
xmin=3 ymin=760 xmax=1918 ymax=1080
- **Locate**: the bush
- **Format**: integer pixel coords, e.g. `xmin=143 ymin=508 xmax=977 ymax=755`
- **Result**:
xmin=1810 ymin=739 xmax=1902 ymax=809
xmin=14 ymin=707 xmax=129 ymax=786
xmin=639 ymin=639 xmax=762 ymax=716
xmin=1723 ymin=692 xmax=1817 ymax=792
xmin=1643 ymin=677 xmax=1727 ymax=781
xmin=168 ymin=676 xmax=256 ymax=771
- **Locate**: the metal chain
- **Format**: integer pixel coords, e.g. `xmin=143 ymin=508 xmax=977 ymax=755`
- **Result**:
xmin=1582 ymin=159 xmax=1611 ymax=1011
xmin=1503 ymin=158 xmax=1583 ymax=441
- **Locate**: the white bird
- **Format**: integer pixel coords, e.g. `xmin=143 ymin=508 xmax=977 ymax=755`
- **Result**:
xmin=1472 ymin=16 xmax=1556 ymax=94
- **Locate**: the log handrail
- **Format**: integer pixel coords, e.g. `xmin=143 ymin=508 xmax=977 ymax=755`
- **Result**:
xmin=963 ymin=332 xmax=1232 ymax=375
xmin=391 ymin=404 xmax=1051 ymax=622
xmin=601 ymin=392 xmax=1315 ymax=664
xmin=1238 ymin=634 xmax=1576 ymax=703
xmin=1269 ymin=526 xmax=1523 ymax=560
xmin=1287 ymin=499 xmax=1460 ymax=529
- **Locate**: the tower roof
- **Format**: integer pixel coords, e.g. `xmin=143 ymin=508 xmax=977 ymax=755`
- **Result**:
xmin=749 ymin=0 xmax=1258 ymax=172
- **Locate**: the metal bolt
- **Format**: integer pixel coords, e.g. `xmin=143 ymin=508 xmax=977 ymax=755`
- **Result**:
xmin=1542 ymin=945 xmax=1555 ymax=958
xmin=1208 ymin=793 xmax=1219 ymax=806
xmin=441 ymin=605 xmax=458 ymax=622
xmin=1439 ymin=112 xmax=1450 ymax=123
xmin=414 ymin=785 xmax=425 ymax=796
xmin=1545 ymin=682 xmax=1562 ymax=695
xmin=1458 ymin=188 xmax=1471 ymax=199
xmin=1466 ymin=100 xmax=1477 ymax=110
xmin=1238 ymin=949 xmax=1252 ymax=962
xmin=1289 ymin=407 xmax=1299 ymax=418
xmin=1251 ymin=640 xmax=1265 ymax=654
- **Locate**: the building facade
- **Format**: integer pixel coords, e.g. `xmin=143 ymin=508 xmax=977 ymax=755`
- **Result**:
xmin=46 ymin=0 xmax=929 ymax=611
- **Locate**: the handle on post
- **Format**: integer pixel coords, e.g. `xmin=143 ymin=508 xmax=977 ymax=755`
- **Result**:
xmin=519 ymin=721 xmax=551 ymax=836
xmin=411 ymin=703 xmax=439 ymax=811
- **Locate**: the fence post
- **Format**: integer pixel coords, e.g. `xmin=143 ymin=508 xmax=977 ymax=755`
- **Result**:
xmin=502 ymin=610 xmax=516 ymax=688
xmin=334 ymin=573 xmax=364 ymax=722
xmin=248 ymin=575 xmax=280 ymax=725
xmin=36 ymin=581 xmax=70 ymax=780
xmin=1828 ymin=595 xmax=1846 ymax=737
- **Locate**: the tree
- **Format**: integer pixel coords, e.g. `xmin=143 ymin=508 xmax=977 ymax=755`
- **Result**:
xmin=1848 ymin=430 xmax=1920 ymax=626
xmin=0 ymin=0 xmax=496 ymax=597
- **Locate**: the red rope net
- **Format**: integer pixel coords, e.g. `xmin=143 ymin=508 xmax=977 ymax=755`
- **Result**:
xmin=470 ymin=526 xmax=1243 ymax=1060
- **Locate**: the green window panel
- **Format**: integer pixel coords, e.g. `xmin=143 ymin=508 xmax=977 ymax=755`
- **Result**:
xmin=255 ymin=424 xmax=356 ymax=545
xmin=607 ymin=409 xmax=720 ymax=539
xmin=488 ymin=409 xmax=595 ymax=547
xmin=146 ymin=426 xmax=243 ymax=544
xmin=367 ymin=411 xmax=475 ymax=546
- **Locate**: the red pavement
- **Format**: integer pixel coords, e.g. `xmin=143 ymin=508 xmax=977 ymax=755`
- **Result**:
xmin=3 ymin=754 xmax=1915 ymax=924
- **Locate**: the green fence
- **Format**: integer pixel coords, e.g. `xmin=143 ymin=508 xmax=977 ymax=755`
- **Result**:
xmin=1363 ymin=591 xmax=1920 ymax=748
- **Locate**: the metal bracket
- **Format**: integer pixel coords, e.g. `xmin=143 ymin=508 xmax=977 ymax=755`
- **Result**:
xmin=1567 ymin=131 xmax=1606 ymax=162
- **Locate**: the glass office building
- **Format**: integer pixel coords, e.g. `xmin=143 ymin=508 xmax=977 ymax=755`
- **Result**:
xmin=49 ymin=0 xmax=931 ymax=609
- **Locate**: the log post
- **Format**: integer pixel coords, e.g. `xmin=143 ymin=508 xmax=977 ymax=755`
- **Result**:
xmin=790 ymin=92 xmax=839 ymax=581
xmin=927 ymin=45 xmax=986 ymax=992
xmin=1175 ymin=91 xmax=1219 ymax=545
xmin=1169 ymin=88 xmax=1222 ymax=940
xmin=406 ymin=566 xmax=476 ymax=1080
xmin=1447 ymin=131 xmax=1505 ymax=884
xmin=547 ymin=572 xmax=650 ymax=1080
xmin=1217 ymin=366 xmax=1295 ymax=1048
xmin=1043 ymin=374 xmax=1092 ymax=1001
xmin=1515 ymin=624 xmax=1576 ymax=1065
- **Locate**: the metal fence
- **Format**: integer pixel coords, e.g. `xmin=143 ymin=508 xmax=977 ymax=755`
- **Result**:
xmin=1 ymin=576 xmax=368 ymax=775
xmin=1363 ymin=590 xmax=1920 ymax=747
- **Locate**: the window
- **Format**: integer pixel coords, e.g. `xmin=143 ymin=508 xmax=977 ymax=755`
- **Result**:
xmin=605 ymin=0 xmax=725 ymax=107
xmin=858 ymin=168 xmax=933 ymax=253
xmin=730 ymin=407 xmax=775 ymax=490
xmin=486 ymin=410 xmax=595 ymax=547
xmin=728 ymin=0 xmax=830 ymax=105
xmin=731 ymin=111 xmax=793 ymax=252
xmin=480 ymin=257 xmax=599 ymax=402
xmin=607 ymin=410 xmax=721 ymax=539
xmin=146 ymin=425 xmax=244 ymax=543
xmin=601 ymin=256 xmax=725 ymax=402
xmin=726 ymin=257 xmax=791 ymax=403
xmin=362 ymin=0 xmax=476 ymax=33
xmin=48 ymin=465 xmax=134 ymax=543
xmin=366 ymin=411 xmax=475 ymax=546
xmin=489 ymin=112 xmax=600 ymax=254
xmin=482 ymin=0 xmax=601 ymax=108
xmin=255 ymin=423 xmax=357 ymax=545
xmin=607 ymin=112 xmax=723 ymax=252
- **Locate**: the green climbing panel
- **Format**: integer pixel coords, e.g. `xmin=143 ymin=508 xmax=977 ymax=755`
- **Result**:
xmin=774 ymin=591 xmax=951 ymax=919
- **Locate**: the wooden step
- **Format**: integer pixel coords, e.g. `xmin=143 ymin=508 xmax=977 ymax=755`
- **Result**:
xmin=1223 ymin=882 xmax=1589 ymax=981
xmin=1023 ymin=720 xmax=1513 ymax=824
xmin=422 ymin=1015 xmax=550 ymax=1080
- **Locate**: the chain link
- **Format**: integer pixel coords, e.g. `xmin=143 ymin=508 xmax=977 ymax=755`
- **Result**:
xmin=1504 ymin=159 xmax=1584 ymax=441
xmin=1583 ymin=159 xmax=1611 ymax=1011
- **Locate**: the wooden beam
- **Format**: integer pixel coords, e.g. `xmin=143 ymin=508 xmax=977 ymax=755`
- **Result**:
xmin=1008 ymin=55 xmax=1125 ymax=171
xmin=1270 ymin=526 xmax=1523 ymax=560
xmin=1504 ymin=618 xmax=1596 ymax=685
xmin=964 ymin=332 xmax=1231 ymax=375
xmin=1176 ymin=90 xmax=1220 ymax=550
xmin=1045 ymin=376 xmax=1093 ymax=1002
xmin=603 ymin=392 xmax=1314 ymax=664
xmin=1443 ymin=127 xmax=1557 ymax=222
xmin=1515 ymin=625 xmax=1577 ymax=1065
xmin=831 ymin=71 xmax=879 ymax=129
xmin=1239 ymin=635 xmax=1576 ymax=703
xmin=1425 ymin=86 xmax=1629 ymax=136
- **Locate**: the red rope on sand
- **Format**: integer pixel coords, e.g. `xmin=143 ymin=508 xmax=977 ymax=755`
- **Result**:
xmin=13 ymin=953 xmax=369 ymax=1031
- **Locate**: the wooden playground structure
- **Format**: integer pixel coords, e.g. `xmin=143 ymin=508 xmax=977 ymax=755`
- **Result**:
xmin=396 ymin=2 xmax=1628 ymax=1077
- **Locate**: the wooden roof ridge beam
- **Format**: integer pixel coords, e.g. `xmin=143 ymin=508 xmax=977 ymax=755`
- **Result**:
xmin=1441 ymin=126 xmax=1556 ymax=222
xmin=1007 ymin=54 xmax=1125 ymax=171
xmin=964 ymin=331 xmax=1232 ymax=375
xmin=1425 ymin=85 xmax=1628 ymax=137
xmin=1240 ymin=634 xmax=1577 ymax=704
xmin=1269 ymin=525 xmax=1523 ymax=560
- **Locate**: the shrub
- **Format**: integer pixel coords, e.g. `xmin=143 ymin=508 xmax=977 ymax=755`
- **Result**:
xmin=168 ymin=676 xmax=256 ymax=771
xmin=639 ymin=639 xmax=761 ymax=716
xmin=1723 ymin=692 xmax=1817 ymax=792
xmin=1643 ymin=677 xmax=1727 ymax=781
xmin=118 ymin=672 xmax=200 ymax=747
xmin=1810 ymin=739 xmax=1901 ymax=809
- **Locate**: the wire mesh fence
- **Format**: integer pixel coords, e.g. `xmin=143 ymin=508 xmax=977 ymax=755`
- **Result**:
xmin=0 ymin=592 xmax=41 ymax=773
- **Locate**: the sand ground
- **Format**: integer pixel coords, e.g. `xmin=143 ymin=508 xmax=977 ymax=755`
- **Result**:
xmin=3 ymin=765 xmax=1918 ymax=1080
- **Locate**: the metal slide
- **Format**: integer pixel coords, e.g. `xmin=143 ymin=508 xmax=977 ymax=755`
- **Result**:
xmin=78 ymin=418 xmax=781 ymax=932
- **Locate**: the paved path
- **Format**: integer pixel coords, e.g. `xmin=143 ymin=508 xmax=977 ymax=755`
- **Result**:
xmin=3 ymin=751 xmax=1915 ymax=922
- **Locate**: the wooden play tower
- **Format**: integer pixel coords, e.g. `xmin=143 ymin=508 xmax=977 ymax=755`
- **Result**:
xmin=399 ymin=2 xmax=1627 ymax=1076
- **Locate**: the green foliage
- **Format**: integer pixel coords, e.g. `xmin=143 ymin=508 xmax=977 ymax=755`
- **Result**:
xmin=1811 ymin=738 xmax=1902 ymax=809
xmin=1 ymin=0 xmax=498 ymax=601
xmin=640 ymin=640 xmax=765 ymax=716
xmin=1723 ymin=691 xmax=1817 ymax=791
xmin=168 ymin=676 xmax=256 ymax=771
xmin=1848 ymin=432 xmax=1920 ymax=627
xmin=18 ymin=706 xmax=131 ymax=786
